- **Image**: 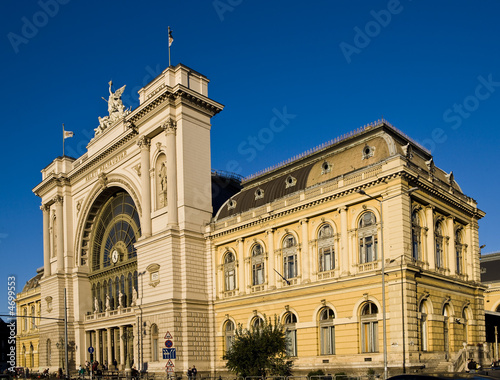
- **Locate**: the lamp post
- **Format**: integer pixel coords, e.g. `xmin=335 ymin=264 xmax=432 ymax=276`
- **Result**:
xmin=137 ymin=271 xmax=147 ymax=373
xmin=357 ymin=187 xmax=418 ymax=379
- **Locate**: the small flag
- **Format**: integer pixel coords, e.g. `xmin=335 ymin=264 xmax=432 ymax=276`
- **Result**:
xmin=63 ymin=130 xmax=74 ymax=139
xmin=169 ymin=28 xmax=174 ymax=47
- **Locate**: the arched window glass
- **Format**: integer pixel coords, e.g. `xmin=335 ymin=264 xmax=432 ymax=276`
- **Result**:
xmin=284 ymin=313 xmax=298 ymax=357
xmin=420 ymin=301 xmax=428 ymax=351
xmin=318 ymin=224 xmax=335 ymax=272
xmin=443 ymin=304 xmax=450 ymax=356
xmin=224 ymin=320 xmax=235 ymax=352
xmin=252 ymin=244 xmax=265 ymax=286
xmin=283 ymin=235 xmax=298 ymax=280
xmin=319 ymin=307 xmax=335 ymax=355
xmin=96 ymin=282 xmax=102 ymax=312
xmin=360 ymin=302 xmax=378 ymax=353
xmin=412 ymin=210 xmax=422 ymax=261
xmin=29 ymin=344 xmax=34 ymax=367
xmin=435 ymin=220 xmax=444 ymax=268
xmin=52 ymin=215 xmax=57 ymax=258
xmin=151 ymin=324 xmax=159 ymax=361
xmin=359 ymin=212 xmax=378 ymax=264
xmin=127 ymin=272 xmax=133 ymax=307
xmin=455 ymin=229 xmax=464 ymax=274
xmin=224 ymin=252 xmax=236 ymax=291
xmin=251 ymin=316 xmax=264 ymax=330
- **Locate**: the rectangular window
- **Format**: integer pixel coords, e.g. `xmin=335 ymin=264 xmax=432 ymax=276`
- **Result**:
xmin=225 ymin=335 xmax=234 ymax=352
xmin=435 ymin=238 xmax=443 ymax=268
xmin=412 ymin=228 xmax=420 ymax=260
xmin=153 ymin=338 xmax=158 ymax=361
xmin=360 ymin=236 xmax=378 ymax=263
xmin=320 ymin=326 xmax=335 ymax=355
xmin=253 ymin=262 xmax=264 ymax=285
xmin=284 ymin=254 xmax=297 ymax=279
xmin=225 ymin=269 xmax=235 ymax=291
xmin=456 ymin=247 xmax=462 ymax=274
xmin=361 ymin=321 xmax=378 ymax=353
xmin=320 ymin=247 xmax=335 ymax=272
xmin=286 ymin=329 xmax=297 ymax=356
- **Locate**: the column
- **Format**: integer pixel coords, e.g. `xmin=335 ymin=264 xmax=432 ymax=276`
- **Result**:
xmin=41 ymin=204 xmax=51 ymax=277
xmin=447 ymin=217 xmax=456 ymax=274
xmin=425 ymin=206 xmax=435 ymax=268
xmin=119 ymin=326 xmax=125 ymax=368
xmin=138 ymin=136 xmax=152 ymax=237
xmin=162 ymin=118 xmax=178 ymax=226
xmin=340 ymin=206 xmax=349 ymax=275
xmin=266 ymin=229 xmax=276 ymax=289
xmin=95 ymin=329 xmax=101 ymax=365
xmin=107 ymin=328 xmax=113 ymax=366
xmin=54 ymin=196 xmax=64 ymax=272
xmin=237 ymin=238 xmax=245 ymax=294
xmin=300 ymin=219 xmax=310 ymax=282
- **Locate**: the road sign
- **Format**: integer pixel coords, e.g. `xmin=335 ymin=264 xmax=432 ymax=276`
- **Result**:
xmin=165 ymin=340 xmax=173 ymax=348
xmin=164 ymin=331 xmax=173 ymax=339
xmin=162 ymin=348 xmax=176 ymax=359
xmin=88 ymin=347 xmax=94 ymax=354
xmin=166 ymin=367 xmax=174 ymax=373
xmin=167 ymin=360 xmax=174 ymax=367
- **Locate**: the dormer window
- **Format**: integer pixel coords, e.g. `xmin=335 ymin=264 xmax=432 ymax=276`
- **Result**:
xmin=285 ymin=175 xmax=297 ymax=188
xmin=255 ymin=188 xmax=264 ymax=200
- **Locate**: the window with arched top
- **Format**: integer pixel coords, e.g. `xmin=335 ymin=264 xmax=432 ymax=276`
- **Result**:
xmin=455 ymin=229 xmax=464 ymax=274
xmin=46 ymin=339 xmax=51 ymax=366
xmin=151 ymin=324 xmax=159 ymax=361
xmin=443 ymin=304 xmax=451 ymax=355
xmin=29 ymin=343 xmax=34 ymax=367
xmin=419 ymin=300 xmax=428 ymax=351
xmin=224 ymin=252 xmax=236 ymax=291
xmin=359 ymin=212 xmax=378 ymax=264
xmin=412 ymin=210 xmax=422 ymax=261
xmin=282 ymin=235 xmax=298 ymax=280
xmin=224 ymin=320 xmax=235 ymax=352
xmin=284 ymin=312 xmax=298 ymax=357
xmin=435 ymin=220 xmax=444 ymax=268
xmin=23 ymin=308 xmax=27 ymax=331
xmin=318 ymin=224 xmax=335 ymax=272
xmin=251 ymin=316 xmax=264 ymax=329
xmin=251 ymin=244 xmax=265 ymax=286
xmin=462 ymin=307 xmax=469 ymax=344
xmin=319 ymin=307 xmax=335 ymax=355
xmin=360 ymin=302 xmax=378 ymax=353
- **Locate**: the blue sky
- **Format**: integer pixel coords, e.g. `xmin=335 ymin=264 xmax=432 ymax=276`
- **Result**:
xmin=1 ymin=0 xmax=499 ymax=311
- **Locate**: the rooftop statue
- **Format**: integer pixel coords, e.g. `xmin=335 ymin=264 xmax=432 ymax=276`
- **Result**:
xmin=95 ymin=81 xmax=131 ymax=136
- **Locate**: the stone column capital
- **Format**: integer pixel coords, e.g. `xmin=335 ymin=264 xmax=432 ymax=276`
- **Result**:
xmin=137 ymin=136 xmax=151 ymax=150
xmin=53 ymin=195 xmax=63 ymax=205
xmin=40 ymin=204 xmax=51 ymax=212
xmin=161 ymin=118 xmax=177 ymax=134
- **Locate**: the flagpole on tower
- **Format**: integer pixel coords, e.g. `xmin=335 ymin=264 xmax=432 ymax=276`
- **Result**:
xmin=62 ymin=124 xmax=74 ymax=157
xmin=168 ymin=26 xmax=174 ymax=67
xmin=62 ymin=123 xmax=65 ymax=157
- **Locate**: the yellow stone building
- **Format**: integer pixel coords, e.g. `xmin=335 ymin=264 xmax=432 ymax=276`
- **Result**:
xmin=16 ymin=269 xmax=43 ymax=371
xmin=25 ymin=63 xmax=486 ymax=376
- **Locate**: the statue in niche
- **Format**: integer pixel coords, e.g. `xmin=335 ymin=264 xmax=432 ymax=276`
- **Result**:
xmin=94 ymin=297 xmax=99 ymax=313
xmin=95 ymin=81 xmax=131 ymax=136
xmin=105 ymin=294 xmax=110 ymax=310
xmin=132 ymin=289 xmax=138 ymax=306
xmin=156 ymin=157 xmax=168 ymax=209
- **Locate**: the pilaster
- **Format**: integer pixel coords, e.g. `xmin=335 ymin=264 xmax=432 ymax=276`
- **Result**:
xmin=138 ymin=136 xmax=152 ymax=237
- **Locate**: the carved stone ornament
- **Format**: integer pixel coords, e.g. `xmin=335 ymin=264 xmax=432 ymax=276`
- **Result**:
xmin=425 ymin=158 xmax=435 ymax=174
xmin=137 ymin=136 xmax=151 ymax=150
xmin=161 ymin=117 xmax=177 ymax=134
xmin=98 ymin=172 xmax=108 ymax=190
xmin=94 ymin=81 xmax=132 ymax=137
xmin=53 ymin=195 xmax=63 ymax=205
xmin=445 ymin=171 xmax=454 ymax=185
xmin=402 ymin=143 xmax=413 ymax=159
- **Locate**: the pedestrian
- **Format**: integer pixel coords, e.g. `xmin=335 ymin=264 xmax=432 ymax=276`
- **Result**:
xmin=187 ymin=367 xmax=192 ymax=380
xmin=467 ymin=358 xmax=476 ymax=373
xmin=113 ymin=358 xmax=118 ymax=371
xmin=191 ymin=365 xmax=197 ymax=380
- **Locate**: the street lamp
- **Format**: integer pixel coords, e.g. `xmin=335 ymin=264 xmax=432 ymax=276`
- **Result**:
xmin=357 ymin=187 xmax=418 ymax=379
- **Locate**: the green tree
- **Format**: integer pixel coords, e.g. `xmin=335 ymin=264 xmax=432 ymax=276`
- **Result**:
xmin=223 ymin=315 xmax=293 ymax=377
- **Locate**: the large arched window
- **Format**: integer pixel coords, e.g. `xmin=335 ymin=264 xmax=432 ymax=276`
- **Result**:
xmin=455 ymin=229 xmax=464 ymax=274
xmin=412 ymin=210 xmax=422 ymax=261
xmin=419 ymin=300 xmax=428 ymax=351
xmin=435 ymin=220 xmax=444 ymax=269
xmin=251 ymin=316 xmax=264 ymax=330
xmin=284 ymin=312 xmax=298 ymax=357
xmin=252 ymin=244 xmax=265 ymax=286
xmin=224 ymin=252 xmax=236 ymax=291
xmin=151 ymin=324 xmax=159 ymax=361
xmin=319 ymin=307 xmax=335 ymax=355
xmin=359 ymin=212 xmax=378 ymax=264
xmin=318 ymin=224 xmax=335 ymax=272
xmin=283 ymin=235 xmax=298 ymax=280
xmin=224 ymin=320 xmax=235 ymax=353
xmin=360 ymin=302 xmax=378 ymax=353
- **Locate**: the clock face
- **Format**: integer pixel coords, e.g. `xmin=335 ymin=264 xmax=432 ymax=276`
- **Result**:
xmin=111 ymin=250 xmax=119 ymax=263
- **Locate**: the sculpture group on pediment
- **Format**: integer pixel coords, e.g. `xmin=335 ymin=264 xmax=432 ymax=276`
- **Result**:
xmin=94 ymin=81 xmax=131 ymax=136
